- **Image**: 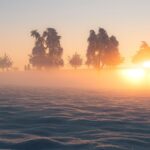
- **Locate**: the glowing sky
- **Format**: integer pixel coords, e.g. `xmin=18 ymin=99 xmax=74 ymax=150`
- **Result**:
xmin=0 ymin=0 xmax=150 ymax=69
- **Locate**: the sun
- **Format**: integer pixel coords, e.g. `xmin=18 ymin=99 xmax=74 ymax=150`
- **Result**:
xmin=120 ymin=68 xmax=145 ymax=84
xmin=143 ymin=61 xmax=150 ymax=68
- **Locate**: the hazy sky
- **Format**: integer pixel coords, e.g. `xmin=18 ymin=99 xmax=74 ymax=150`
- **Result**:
xmin=0 ymin=0 xmax=150 ymax=68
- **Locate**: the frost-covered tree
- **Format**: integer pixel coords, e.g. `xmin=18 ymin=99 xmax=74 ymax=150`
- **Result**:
xmin=29 ymin=28 xmax=64 ymax=69
xmin=103 ymin=35 xmax=123 ymax=67
xmin=0 ymin=54 xmax=13 ymax=71
xmin=86 ymin=27 xmax=123 ymax=69
xmin=132 ymin=41 xmax=150 ymax=63
xmin=69 ymin=53 xmax=82 ymax=69
xmin=86 ymin=30 xmax=97 ymax=67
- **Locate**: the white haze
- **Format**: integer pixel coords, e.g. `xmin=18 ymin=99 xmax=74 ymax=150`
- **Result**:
xmin=0 ymin=69 xmax=150 ymax=96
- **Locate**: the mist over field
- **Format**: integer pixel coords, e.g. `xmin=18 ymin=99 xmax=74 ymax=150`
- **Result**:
xmin=0 ymin=69 xmax=150 ymax=95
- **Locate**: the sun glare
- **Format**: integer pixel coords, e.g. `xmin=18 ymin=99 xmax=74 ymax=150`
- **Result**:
xmin=143 ymin=61 xmax=150 ymax=68
xmin=121 ymin=68 xmax=145 ymax=83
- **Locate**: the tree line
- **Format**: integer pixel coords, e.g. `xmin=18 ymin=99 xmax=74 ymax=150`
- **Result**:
xmin=1 ymin=27 xmax=150 ymax=71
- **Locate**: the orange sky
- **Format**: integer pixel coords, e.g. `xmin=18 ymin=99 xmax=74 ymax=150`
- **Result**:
xmin=0 ymin=0 xmax=150 ymax=69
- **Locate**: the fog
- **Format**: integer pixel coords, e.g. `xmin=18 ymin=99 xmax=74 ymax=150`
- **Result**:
xmin=0 ymin=69 xmax=150 ymax=96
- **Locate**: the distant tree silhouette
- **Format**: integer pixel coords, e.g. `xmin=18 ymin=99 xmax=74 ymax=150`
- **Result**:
xmin=29 ymin=28 xmax=64 ymax=69
xmin=132 ymin=41 xmax=150 ymax=63
xmin=29 ymin=30 xmax=46 ymax=69
xmin=43 ymin=28 xmax=64 ymax=67
xmin=86 ymin=30 xmax=97 ymax=67
xmin=0 ymin=54 xmax=13 ymax=71
xmin=30 ymin=30 xmax=45 ymax=56
xmin=69 ymin=53 xmax=82 ymax=69
xmin=86 ymin=27 xmax=123 ymax=69
xmin=96 ymin=28 xmax=110 ymax=68
xmin=24 ymin=64 xmax=31 ymax=71
xmin=103 ymin=35 xmax=123 ymax=68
